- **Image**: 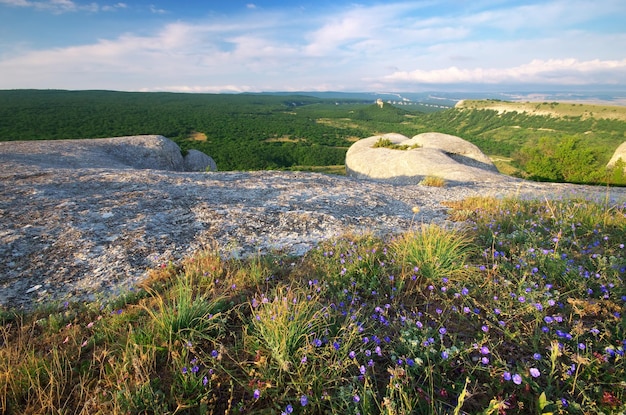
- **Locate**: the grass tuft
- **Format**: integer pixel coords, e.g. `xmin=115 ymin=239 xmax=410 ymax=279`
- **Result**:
xmin=419 ymin=175 xmax=446 ymax=187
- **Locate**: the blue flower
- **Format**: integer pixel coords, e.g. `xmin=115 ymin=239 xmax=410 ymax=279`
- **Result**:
xmin=529 ymin=368 xmax=540 ymax=378
xmin=300 ymin=395 xmax=308 ymax=406
xmin=253 ymin=389 xmax=260 ymax=399
xmin=512 ymin=374 xmax=522 ymax=385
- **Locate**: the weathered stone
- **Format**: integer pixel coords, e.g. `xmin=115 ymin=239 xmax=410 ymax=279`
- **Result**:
xmin=184 ymin=149 xmax=218 ymax=172
xmin=607 ymin=142 xmax=626 ymax=170
xmin=1 ymin=136 xmax=624 ymax=311
xmin=346 ymin=132 xmax=502 ymax=184
xmin=411 ymin=132 xmax=498 ymax=171
xmin=1 ymin=135 xmax=192 ymax=171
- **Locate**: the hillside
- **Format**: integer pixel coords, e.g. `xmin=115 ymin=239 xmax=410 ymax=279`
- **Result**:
xmin=456 ymin=99 xmax=626 ymax=121
xmin=416 ymin=100 xmax=626 ymax=184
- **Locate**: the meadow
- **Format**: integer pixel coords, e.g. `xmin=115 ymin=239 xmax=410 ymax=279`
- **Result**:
xmin=1 ymin=195 xmax=624 ymax=414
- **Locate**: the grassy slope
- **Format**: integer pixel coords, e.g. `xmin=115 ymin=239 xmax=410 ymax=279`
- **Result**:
xmin=457 ymin=99 xmax=626 ymax=121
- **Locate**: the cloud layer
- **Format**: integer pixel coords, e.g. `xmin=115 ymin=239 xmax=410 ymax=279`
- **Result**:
xmin=0 ymin=0 xmax=625 ymax=91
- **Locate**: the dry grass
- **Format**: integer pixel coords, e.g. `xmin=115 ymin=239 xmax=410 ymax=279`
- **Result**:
xmin=419 ymin=175 xmax=446 ymax=187
xmin=187 ymin=131 xmax=208 ymax=141
xmin=457 ymin=100 xmax=626 ymax=121
xmin=264 ymin=135 xmax=306 ymax=143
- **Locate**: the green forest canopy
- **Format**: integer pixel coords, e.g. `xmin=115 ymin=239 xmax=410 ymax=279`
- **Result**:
xmin=1 ymin=90 xmax=625 ymax=184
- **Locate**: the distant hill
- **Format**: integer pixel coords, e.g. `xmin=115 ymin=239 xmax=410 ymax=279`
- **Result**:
xmin=456 ymin=99 xmax=626 ymax=121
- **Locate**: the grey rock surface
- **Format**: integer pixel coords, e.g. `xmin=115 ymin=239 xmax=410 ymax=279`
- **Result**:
xmin=184 ymin=149 xmax=218 ymax=172
xmin=0 ymin=135 xmax=210 ymax=171
xmin=607 ymin=141 xmax=626 ymax=169
xmin=1 ymin=137 xmax=625 ymax=310
xmin=346 ymin=132 xmax=502 ymax=184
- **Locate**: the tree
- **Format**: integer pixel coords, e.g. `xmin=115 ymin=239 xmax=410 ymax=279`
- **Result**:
xmin=553 ymin=136 xmax=599 ymax=183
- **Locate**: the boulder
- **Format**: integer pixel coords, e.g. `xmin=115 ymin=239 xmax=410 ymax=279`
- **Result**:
xmin=411 ymin=132 xmax=497 ymax=171
xmin=184 ymin=149 xmax=218 ymax=172
xmin=0 ymin=135 xmax=215 ymax=172
xmin=607 ymin=142 xmax=626 ymax=170
xmin=345 ymin=132 xmax=502 ymax=184
xmin=102 ymin=135 xmax=185 ymax=170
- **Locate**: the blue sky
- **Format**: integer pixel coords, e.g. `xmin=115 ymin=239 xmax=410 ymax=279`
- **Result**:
xmin=0 ymin=0 xmax=625 ymax=92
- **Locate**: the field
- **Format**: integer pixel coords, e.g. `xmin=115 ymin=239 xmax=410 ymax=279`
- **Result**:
xmin=2 ymin=196 xmax=625 ymax=414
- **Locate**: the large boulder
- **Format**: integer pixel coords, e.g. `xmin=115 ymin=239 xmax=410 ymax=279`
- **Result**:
xmin=345 ymin=132 xmax=502 ymax=184
xmin=0 ymin=135 xmax=217 ymax=172
xmin=102 ymin=135 xmax=185 ymax=170
xmin=607 ymin=142 xmax=626 ymax=170
xmin=184 ymin=149 xmax=218 ymax=172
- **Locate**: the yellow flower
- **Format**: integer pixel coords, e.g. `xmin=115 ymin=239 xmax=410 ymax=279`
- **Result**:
xmin=412 ymin=206 xmax=420 ymax=214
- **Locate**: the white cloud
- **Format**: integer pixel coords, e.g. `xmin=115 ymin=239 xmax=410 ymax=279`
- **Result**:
xmin=0 ymin=0 xmax=126 ymax=13
xmin=383 ymin=59 xmax=626 ymax=85
xmin=0 ymin=0 xmax=30 ymax=6
xmin=102 ymin=2 xmax=126 ymax=12
xmin=149 ymin=4 xmax=166 ymax=14
xmin=303 ymin=3 xmax=422 ymax=56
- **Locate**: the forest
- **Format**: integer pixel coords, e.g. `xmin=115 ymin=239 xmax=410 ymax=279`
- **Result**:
xmin=1 ymin=89 xmax=625 ymax=184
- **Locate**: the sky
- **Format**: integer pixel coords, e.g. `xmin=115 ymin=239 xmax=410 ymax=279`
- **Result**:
xmin=0 ymin=0 xmax=625 ymax=93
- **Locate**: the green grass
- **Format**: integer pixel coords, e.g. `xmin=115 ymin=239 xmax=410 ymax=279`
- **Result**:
xmin=1 ymin=196 xmax=625 ymax=414
xmin=372 ymin=137 xmax=420 ymax=150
